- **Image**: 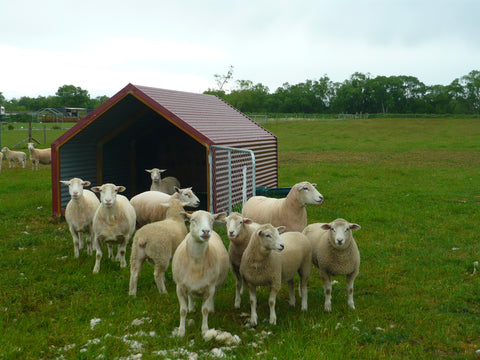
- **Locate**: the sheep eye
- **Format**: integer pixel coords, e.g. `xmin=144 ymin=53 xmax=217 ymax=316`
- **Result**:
xmin=331 ymin=228 xmax=336 ymax=233
xmin=303 ymin=187 xmax=309 ymax=191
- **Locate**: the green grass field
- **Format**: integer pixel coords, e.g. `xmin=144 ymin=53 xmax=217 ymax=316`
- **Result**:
xmin=0 ymin=118 xmax=479 ymax=359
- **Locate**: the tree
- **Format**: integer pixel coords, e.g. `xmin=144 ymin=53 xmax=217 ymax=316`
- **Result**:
xmin=56 ymin=85 xmax=90 ymax=108
xmin=214 ymin=65 xmax=234 ymax=91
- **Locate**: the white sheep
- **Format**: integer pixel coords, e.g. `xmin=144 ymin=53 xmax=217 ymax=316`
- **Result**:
xmin=302 ymin=218 xmax=361 ymax=312
xmin=225 ymin=212 xmax=260 ymax=309
xmin=91 ymin=183 xmax=137 ymax=273
xmin=129 ymin=198 xmax=188 ymax=296
xmin=241 ymin=181 xmax=323 ymax=232
xmin=60 ymin=178 xmax=100 ymax=258
xmin=240 ymin=225 xmax=312 ymax=326
xmin=130 ymin=187 xmax=200 ymax=227
xmin=27 ymin=142 xmax=51 ymax=170
xmin=1 ymin=147 xmax=26 ymax=168
xmin=171 ymin=210 xmax=229 ymax=337
xmin=145 ymin=168 xmax=181 ymax=194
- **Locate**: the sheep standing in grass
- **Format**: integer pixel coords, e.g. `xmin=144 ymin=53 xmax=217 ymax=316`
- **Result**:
xmin=225 ymin=212 xmax=260 ymax=309
xmin=27 ymin=142 xmax=51 ymax=170
xmin=146 ymin=168 xmax=181 ymax=194
xmin=242 ymin=181 xmax=323 ymax=232
xmin=60 ymin=178 xmax=100 ymax=258
xmin=130 ymin=187 xmax=200 ymax=226
xmin=303 ymin=218 xmax=361 ymax=312
xmin=171 ymin=210 xmax=228 ymax=337
xmin=129 ymin=199 xmax=188 ymax=296
xmin=91 ymin=183 xmax=136 ymax=273
xmin=240 ymin=225 xmax=312 ymax=326
xmin=1 ymin=147 xmax=26 ymax=168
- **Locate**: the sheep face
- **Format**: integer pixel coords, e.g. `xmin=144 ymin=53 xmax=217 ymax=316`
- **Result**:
xmin=182 ymin=210 xmax=226 ymax=242
xmin=226 ymin=212 xmax=253 ymax=239
xmin=92 ymin=183 xmax=126 ymax=208
xmin=146 ymin=168 xmax=166 ymax=181
xmin=321 ymin=219 xmax=361 ymax=249
xmin=256 ymin=224 xmax=286 ymax=252
xmin=175 ymin=187 xmax=200 ymax=208
xmin=61 ymin=178 xmax=91 ymax=200
xmin=294 ymin=181 xmax=324 ymax=206
xmin=1 ymin=147 xmax=7 ymax=153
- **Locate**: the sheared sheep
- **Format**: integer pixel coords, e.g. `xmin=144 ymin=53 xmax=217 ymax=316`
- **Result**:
xmin=60 ymin=178 xmax=100 ymax=258
xmin=91 ymin=183 xmax=136 ymax=273
xmin=130 ymin=187 xmax=200 ymax=227
xmin=1 ymin=147 xmax=26 ymax=168
xmin=129 ymin=199 xmax=188 ymax=296
xmin=27 ymin=142 xmax=51 ymax=170
xmin=242 ymin=181 xmax=323 ymax=232
xmin=240 ymin=225 xmax=312 ymax=326
xmin=146 ymin=168 xmax=181 ymax=194
xmin=171 ymin=210 xmax=228 ymax=337
xmin=225 ymin=212 xmax=260 ymax=309
xmin=302 ymin=218 xmax=361 ymax=312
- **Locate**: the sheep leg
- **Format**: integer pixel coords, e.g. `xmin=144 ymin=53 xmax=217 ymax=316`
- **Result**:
xmin=320 ymin=271 xmax=333 ymax=312
xmin=233 ymin=268 xmax=243 ymax=309
xmin=129 ymin=253 xmax=145 ymax=297
xmin=268 ymin=287 xmax=279 ymax=325
xmin=247 ymin=283 xmax=258 ymax=327
xmin=115 ymin=236 xmax=127 ymax=268
xmin=86 ymin=231 xmax=93 ymax=255
xmin=287 ymin=280 xmax=296 ymax=307
xmin=176 ymin=285 xmax=188 ymax=337
xmin=107 ymin=244 xmax=114 ymax=259
xmin=93 ymin=236 xmax=104 ymax=273
xmin=201 ymin=286 xmax=216 ymax=334
xmin=153 ymin=264 xmax=167 ymax=294
xmin=346 ymin=273 xmax=356 ymax=310
xmin=188 ymin=295 xmax=195 ymax=312
xmin=300 ymin=275 xmax=309 ymax=311
xmin=69 ymin=227 xmax=81 ymax=258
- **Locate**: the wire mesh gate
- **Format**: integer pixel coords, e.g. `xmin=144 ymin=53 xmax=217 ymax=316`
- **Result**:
xmin=209 ymin=145 xmax=256 ymax=213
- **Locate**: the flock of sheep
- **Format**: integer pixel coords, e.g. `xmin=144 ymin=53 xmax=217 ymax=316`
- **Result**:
xmin=0 ymin=143 xmax=52 ymax=171
xmin=61 ymin=169 xmax=362 ymax=338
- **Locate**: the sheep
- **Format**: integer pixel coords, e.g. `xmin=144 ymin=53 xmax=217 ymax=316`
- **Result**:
xmin=225 ymin=212 xmax=261 ymax=309
xmin=240 ymin=225 xmax=312 ymax=326
xmin=302 ymin=218 xmax=361 ymax=312
xmin=171 ymin=210 xmax=228 ymax=337
xmin=129 ymin=199 xmax=188 ymax=296
xmin=1 ymin=147 xmax=26 ymax=168
xmin=241 ymin=181 xmax=324 ymax=232
xmin=91 ymin=183 xmax=137 ymax=273
xmin=60 ymin=178 xmax=100 ymax=258
xmin=27 ymin=142 xmax=51 ymax=170
xmin=130 ymin=187 xmax=200 ymax=227
xmin=146 ymin=168 xmax=181 ymax=194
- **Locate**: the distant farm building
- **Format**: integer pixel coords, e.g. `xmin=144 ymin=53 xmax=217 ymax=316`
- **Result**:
xmin=51 ymin=83 xmax=278 ymax=217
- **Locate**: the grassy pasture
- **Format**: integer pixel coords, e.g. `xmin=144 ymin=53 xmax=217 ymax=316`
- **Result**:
xmin=0 ymin=118 xmax=479 ymax=359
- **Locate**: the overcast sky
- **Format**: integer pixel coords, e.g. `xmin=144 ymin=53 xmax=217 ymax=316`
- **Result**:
xmin=1 ymin=0 xmax=479 ymax=100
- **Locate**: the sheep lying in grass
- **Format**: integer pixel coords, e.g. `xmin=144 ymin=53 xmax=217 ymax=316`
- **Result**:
xmin=27 ymin=142 xmax=51 ymax=170
xmin=146 ymin=168 xmax=181 ymax=194
xmin=171 ymin=210 xmax=228 ymax=337
xmin=240 ymin=225 xmax=312 ymax=326
xmin=303 ymin=218 xmax=361 ymax=312
xmin=91 ymin=183 xmax=136 ymax=273
xmin=1 ymin=147 xmax=26 ymax=168
xmin=130 ymin=187 xmax=200 ymax=227
xmin=242 ymin=181 xmax=323 ymax=232
xmin=129 ymin=199 xmax=188 ymax=296
xmin=60 ymin=178 xmax=100 ymax=258
xmin=225 ymin=212 xmax=260 ymax=309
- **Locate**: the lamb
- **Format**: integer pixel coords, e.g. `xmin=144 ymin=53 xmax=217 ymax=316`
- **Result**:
xmin=241 ymin=181 xmax=323 ymax=232
xmin=91 ymin=183 xmax=137 ymax=273
xmin=27 ymin=142 xmax=51 ymax=170
xmin=130 ymin=187 xmax=200 ymax=227
xmin=60 ymin=178 xmax=100 ymax=258
xmin=146 ymin=168 xmax=181 ymax=194
xmin=225 ymin=212 xmax=260 ymax=309
xmin=1 ymin=147 xmax=26 ymax=168
xmin=240 ymin=225 xmax=312 ymax=326
xmin=171 ymin=210 xmax=229 ymax=337
xmin=302 ymin=218 xmax=361 ymax=312
xmin=129 ymin=199 xmax=188 ymax=296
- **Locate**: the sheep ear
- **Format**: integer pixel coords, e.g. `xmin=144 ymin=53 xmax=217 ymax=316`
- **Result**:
xmin=116 ymin=186 xmax=126 ymax=193
xmin=277 ymin=226 xmax=287 ymax=234
xmin=349 ymin=223 xmax=361 ymax=231
xmin=159 ymin=169 xmax=167 ymax=173
xmin=214 ymin=212 xmax=227 ymax=223
xmin=320 ymin=223 xmax=332 ymax=230
xmin=311 ymin=183 xmax=317 ymax=187
xmin=91 ymin=186 xmax=101 ymax=193
xmin=145 ymin=169 xmax=152 ymax=173
xmin=82 ymin=181 xmax=91 ymax=187
xmin=60 ymin=180 xmax=70 ymax=186
xmin=174 ymin=187 xmax=181 ymax=193
xmin=180 ymin=211 xmax=191 ymax=221
xmin=243 ymin=218 xmax=253 ymax=225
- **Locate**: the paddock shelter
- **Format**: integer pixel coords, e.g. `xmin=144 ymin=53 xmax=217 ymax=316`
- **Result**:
xmin=51 ymin=83 xmax=278 ymax=218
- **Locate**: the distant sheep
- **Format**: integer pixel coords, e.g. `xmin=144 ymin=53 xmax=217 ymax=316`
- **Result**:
xmin=130 ymin=187 xmax=200 ymax=227
xmin=1 ymin=147 xmax=26 ymax=168
xmin=225 ymin=212 xmax=260 ymax=309
xmin=129 ymin=199 xmax=188 ymax=296
xmin=172 ymin=210 xmax=228 ymax=337
xmin=60 ymin=178 xmax=100 ymax=258
xmin=240 ymin=225 xmax=312 ymax=326
xmin=242 ymin=181 xmax=323 ymax=232
xmin=27 ymin=142 xmax=51 ymax=170
xmin=91 ymin=183 xmax=137 ymax=273
xmin=303 ymin=218 xmax=361 ymax=312
xmin=146 ymin=168 xmax=181 ymax=194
